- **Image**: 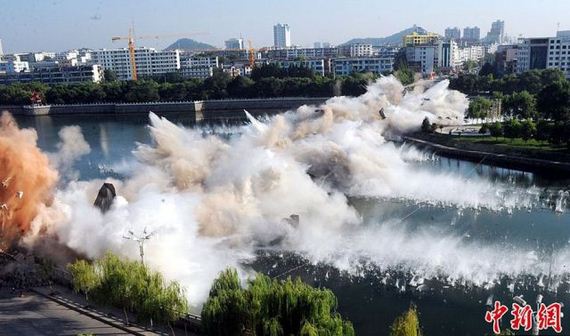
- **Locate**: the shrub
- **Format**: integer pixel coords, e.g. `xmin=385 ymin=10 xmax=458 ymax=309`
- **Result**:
xmin=390 ymin=304 xmax=422 ymax=336
xmin=488 ymin=122 xmax=503 ymax=138
xmin=202 ymin=268 xmax=354 ymax=336
xmin=479 ymin=123 xmax=489 ymax=134
xmin=68 ymin=253 xmax=189 ymax=324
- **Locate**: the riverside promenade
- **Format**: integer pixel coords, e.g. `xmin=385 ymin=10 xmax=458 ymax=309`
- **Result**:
xmin=0 ymin=286 xmax=200 ymax=336
xmin=404 ymin=134 xmax=570 ymax=174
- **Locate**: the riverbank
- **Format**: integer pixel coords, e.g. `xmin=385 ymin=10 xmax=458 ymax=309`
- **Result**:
xmin=404 ymin=132 xmax=570 ymax=175
xmin=0 ymin=97 xmax=329 ymax=122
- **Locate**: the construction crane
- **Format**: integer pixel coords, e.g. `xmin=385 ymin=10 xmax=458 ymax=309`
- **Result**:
xmin=111 ymin=27 xmax=208 ymax=81
xmin=248 ymin=40 xmax=255 ymax=67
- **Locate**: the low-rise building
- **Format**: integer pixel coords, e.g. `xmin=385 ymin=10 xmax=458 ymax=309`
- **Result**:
xmin=223 ymin=64 xmax=252 ymax=77
xmin=92 ymin=47 xmax=180 ymax=80
xmin=348 ymin=43 xmax=373 ymax=57
xmin=269 ymin=59 xmax=326 ymax=76
xmin=181 ymin=66 xmax=214 ymax=79
xmin=495 ymin=44 xmax=519 ymax=75
xmin=262 ymin=47 xmax=339 ymax=60
xmin=517 ymin=31 xmax=570 ymax=78
xmin=0 ymin=60 xmax=30 ymax=73
xmin=333 ymin=57 xmax=394 ymax=76
xmin=406 ymin=45 xmax=437 ymax=75
xmin=0 ymin=64 xmax=103 ymax=84
xmin=403 ymin=32 xmax=440 ymax=46
xmin=181 ymin=56 xmax=219 ymax=68
xmin=458 ymin=45 xmax=485 ymax=63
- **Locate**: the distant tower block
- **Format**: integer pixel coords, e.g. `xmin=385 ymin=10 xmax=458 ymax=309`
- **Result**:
xmin=0 ymin=39 xmax=3 ymax=56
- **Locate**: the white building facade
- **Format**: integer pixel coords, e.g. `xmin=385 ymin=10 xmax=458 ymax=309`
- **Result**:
xmin=225 ymin=38 xmax=244 ymax=50
xmin=333 ymin=57 xmax=394 ymax=76
xmin=437 ymin=40 xmax=460 ymax=68
xmin=406 ymin=45 xmax=437 ymax=75
xmin=92 ymin=47 xmax=180 ymax=80
xmin=270 ymin=59 xmax=326 ymax=76
xmin=517 ymin=31 xmax=570 ymax=78
xmin=0 ymin=60 xmax=30 ymax=73
xmin=349 ymin=44 xmax=373 ymax=57
xmin=273 ymin=23 xmax=291 ymax=49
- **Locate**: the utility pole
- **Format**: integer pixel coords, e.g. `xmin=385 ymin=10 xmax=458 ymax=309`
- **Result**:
xmin=122 ymin=228 xmax=154 ymax=265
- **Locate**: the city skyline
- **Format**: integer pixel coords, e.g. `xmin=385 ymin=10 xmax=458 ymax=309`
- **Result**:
xmin=0 ymin=0 xmax=569 ymax=53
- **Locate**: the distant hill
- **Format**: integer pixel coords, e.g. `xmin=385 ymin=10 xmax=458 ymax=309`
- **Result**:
xmin=165 ymin=38 xmax=216 ymax=51
xmin=343 ymin=25 xmax=429 ymax=47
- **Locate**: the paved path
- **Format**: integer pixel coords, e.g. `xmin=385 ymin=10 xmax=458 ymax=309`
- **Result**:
xmin=0 ymin=290 xmax=130 ymax=335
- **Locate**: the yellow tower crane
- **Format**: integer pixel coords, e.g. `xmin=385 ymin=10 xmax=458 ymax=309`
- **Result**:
xmin=112 ymin=28 xmax=208 ymax=81
xmin=248 ymin=40 xmax=255 ymax=67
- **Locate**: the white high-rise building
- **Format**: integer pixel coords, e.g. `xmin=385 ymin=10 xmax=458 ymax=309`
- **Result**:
xmin=273 ymin=23 xmax=291 ymax=49
xmin=225 ymin=38 xmax=244 ymax=50
xmin=484 ymin=20 xmax=505 ymax=44
xmin=0 ymin=39 xmax=3 ymax=56
xmin=463 ymin=27 xmax=481 ymax=42
xmin=445 ymin=27 xmax=461 ymax=41
xmin=92 ymin=47 xmax=180 ymax=80
xmin=438 ymin=40 xmax=460 ymax=68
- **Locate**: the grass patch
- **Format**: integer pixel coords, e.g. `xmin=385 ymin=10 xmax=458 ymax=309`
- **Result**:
xmin=452 ymin=136 xmax=565 ymax=151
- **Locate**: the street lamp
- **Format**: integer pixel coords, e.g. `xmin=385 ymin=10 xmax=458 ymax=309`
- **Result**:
xmin=122 ymin=227 xmax=155 ymax=265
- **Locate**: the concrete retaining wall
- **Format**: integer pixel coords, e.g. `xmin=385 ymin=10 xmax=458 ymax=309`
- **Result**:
xmin=404 ymin=135 xmax=570 ymax=175
xmin=0 ymin=97 xmax=329 ymax=122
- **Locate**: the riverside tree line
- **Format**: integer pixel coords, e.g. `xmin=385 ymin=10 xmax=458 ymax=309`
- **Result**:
xmin=450 ymin=68 xmax=570 ymax=147
xmin=0 ymin=65 xmax=385 ymax=105
xmin=68 ymin=253 xmax=423 ymax=335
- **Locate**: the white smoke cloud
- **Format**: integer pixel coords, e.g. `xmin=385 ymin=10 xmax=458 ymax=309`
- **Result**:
xmin=23 ymin=76 xmax=564 ymax=309
xmin=49 ymin=126 xmax=91 ymax=180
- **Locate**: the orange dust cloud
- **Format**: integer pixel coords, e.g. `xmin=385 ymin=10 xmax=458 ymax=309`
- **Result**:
xmin=0 ymin=112 xmax=58 ymax=248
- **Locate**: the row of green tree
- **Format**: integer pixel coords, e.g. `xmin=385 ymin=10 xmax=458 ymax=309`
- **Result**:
xmin=0 ymin=67 xmax=384 ymax=105
xmin=69 ymin=253 xmax=423 ymax=335
xmin=459 ymin=67 xmax=570 ymax=147
xmin=480 ymin=119 xmax=570 ymax=146
xmin=450 ymin=68 xmax=568 ymax=96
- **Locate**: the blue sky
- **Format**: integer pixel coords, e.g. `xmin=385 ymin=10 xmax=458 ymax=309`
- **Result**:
xmin=0 ymin=0 xmax=568 ymax=53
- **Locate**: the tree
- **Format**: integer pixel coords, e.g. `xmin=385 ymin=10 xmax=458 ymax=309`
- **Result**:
xmin=394 ymin=68 xmax=415 ymax=86
xmin=103 ymin=69 xmax=118 ymax=82
xmin=202 ymin=69 xmax=232 ymax=99
xmin=467 ymin=97 xmax=493 ymax=119
xmin=250 ymin=64 xmax=286 ymax=81
xmin=479 ymin=62 xmax=496 ymax=77
xmin=503 ymin=118 xmax=522 ymax=140
xmin=520 ymin=119 xmax=537 ymax=141
xmin=124 ymin=80 xmax=160 ymax=102
xmin=390 ymin=304 xmax=422 ymax=336
xmin=68 ymin=259 xmax=100 ymax=300
xmin=227 ymin=76 xmax=255 ymax=98
xmin=502 ymin=91 xmax=537 ymax=119
xmin=202 ymin=268 xmax=354 ymax=336
xmin=535 ymin=119 xmax=552 ymax=141
xmin=488 ymin=121 xmax=503 ymax=138
xmin=462 ymin=60 xmax=479 ymax=73
xmin=537 ymin=81 xmax=570 ymax=121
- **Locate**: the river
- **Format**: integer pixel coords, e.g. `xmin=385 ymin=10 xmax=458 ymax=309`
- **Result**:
xmin=14 ymin=113 xmax=570 ymax=335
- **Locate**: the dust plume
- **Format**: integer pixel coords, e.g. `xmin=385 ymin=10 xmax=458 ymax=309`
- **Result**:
xmin=0 ymin=112 xmax=58 ymax=248
xmin=19 ymin=76 xmax=568 ymax=308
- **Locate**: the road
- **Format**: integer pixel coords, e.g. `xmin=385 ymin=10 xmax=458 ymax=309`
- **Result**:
xmin=0 ymin=290 xmax=130 ymax=335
